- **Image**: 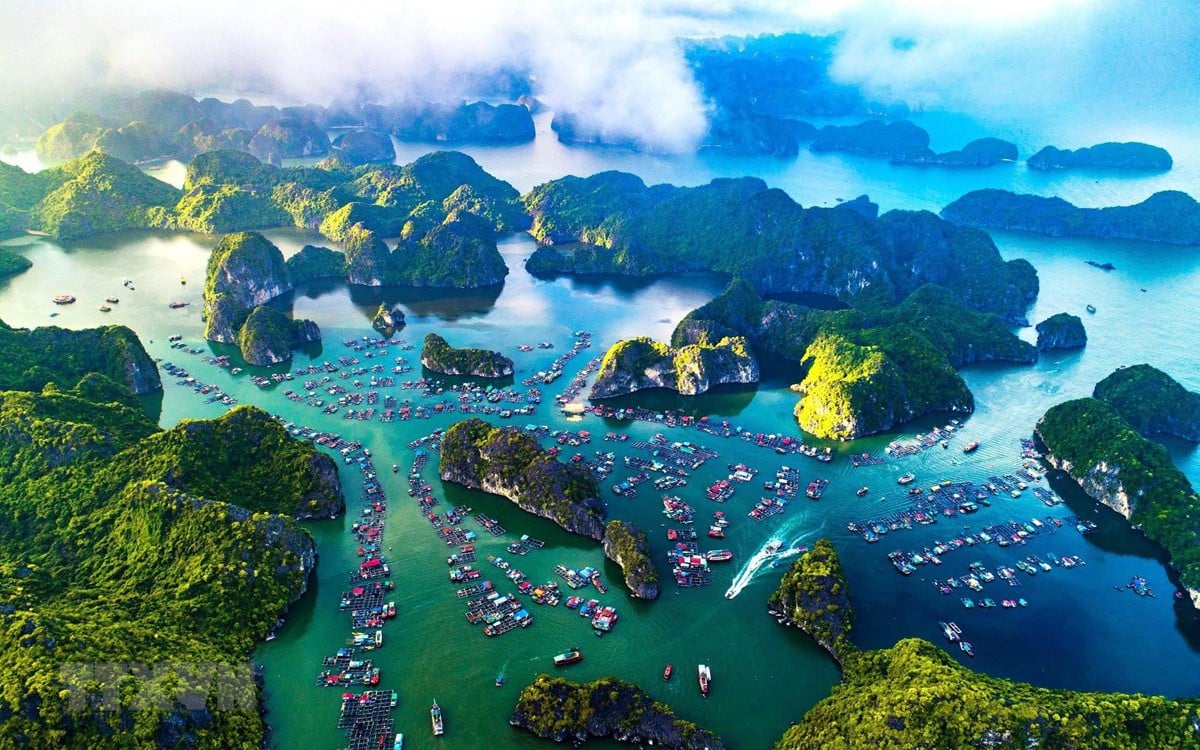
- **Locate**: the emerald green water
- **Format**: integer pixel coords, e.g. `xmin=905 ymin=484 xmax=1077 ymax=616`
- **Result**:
xmin=2 ymin=132 xmax=1199 ymax=749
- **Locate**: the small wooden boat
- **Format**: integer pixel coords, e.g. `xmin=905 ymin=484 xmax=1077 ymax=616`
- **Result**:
xmin=1086 ymin=304 xmax=1097 ymax=314
xmin=663 ymin=663 xmax=674 ymax=681
xmin=98 ymin=305 xmax=112 ymax=312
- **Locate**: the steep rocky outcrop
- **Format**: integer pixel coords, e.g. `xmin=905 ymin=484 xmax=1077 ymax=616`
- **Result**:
xmin=1035 ymin=397 xmax=1200 ymax=603
xmin=236 ymin=306 xmax=320 ymax=366
xmin=793 ymin=327 xmax=973 ymax=440
xmin=768 ymin=539 xmax=855 ymax=664
xmin=511 ymin=675 xmax=725 ymax=750
xmin=943 ymin=189 xmax=1200 ymax=245
xmin=330 ymin=129 xmax=395 ymax=164
xmin=421 ymin=333 xmax=513 ymax=377
xmin=602 ymin=520 xmax=659 ymax=600
xmin=1093 ymin=364 xmax=1200 ymax=442
xmin=371 ymin=303 xmax=406 ymax=337
xmin=202 ymin=232 xmax=320 ymax=363
xmin=1028 ymin=142 xmax=1172 ymax=171
xmin=1035 ymin=312 xmax=1087 ymax=351
xmin=203 ymin=230 xmax=292 ymax=335
xmin=439 ymin=418 xmax=607 ymax=540
xmin=590 ymin=336 xmax=758 ymax=399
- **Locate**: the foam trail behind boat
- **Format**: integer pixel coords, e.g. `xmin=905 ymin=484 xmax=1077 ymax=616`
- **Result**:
xmin=723 ymin=520 xmax=822 ymax=600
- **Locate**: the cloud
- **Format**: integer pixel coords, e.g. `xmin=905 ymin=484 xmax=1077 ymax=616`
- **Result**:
xmin=0 ymin=0 xmax=709 ymax=153
xmin=0 ymin=0 xmax=1194 ymax=150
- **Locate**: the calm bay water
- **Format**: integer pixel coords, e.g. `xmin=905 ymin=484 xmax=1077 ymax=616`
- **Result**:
xmin=1 ymin=119 xmax=1199 ymax=749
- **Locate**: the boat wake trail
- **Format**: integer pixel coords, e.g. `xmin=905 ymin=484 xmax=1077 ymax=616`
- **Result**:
xmin=723 ymin=520 xmax=823 ymax=600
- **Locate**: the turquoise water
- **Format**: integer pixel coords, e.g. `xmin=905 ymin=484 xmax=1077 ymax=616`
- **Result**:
xmin=1 ymin=120 xmax=1199 ymax=749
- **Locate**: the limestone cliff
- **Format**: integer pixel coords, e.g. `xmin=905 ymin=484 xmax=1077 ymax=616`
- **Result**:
xmin=1035 ymin=397 xmax=1200 ymax=605
xmin=1035 ymin=312 xmax=1087 ymax=351
xmin=590 ymin=336 xmax=758 ymax=399
xmin=768 ymin=539 xmax=855 ymax=665
xmin=602 ymin=520 xmax=659 ymax=600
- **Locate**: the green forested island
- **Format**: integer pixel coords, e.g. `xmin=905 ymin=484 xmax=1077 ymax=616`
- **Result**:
xmin=792 ymin=324 xmax=974 ymax=440
xmin=523 ymin=174 xmax=1037 ymax=323
xmin=943 ymin=189 xmax=1200 ymax=245
xmin=589 ymin=335 xmax=758 ymax=398
xmin=768 ymin=539 xmax=853 ymax=664
xmin=1027 ymin=141 xmax=1173 ymax=171
xmin=510 ymin=675 xmax=725 ymax=749
xmin=439 ymin=418 xmax=608 ymax=539
xmin=1035 ymin=312 xmax=1087 ymax=351
xmin=420 ymin=332 xmax=514 ymax=377
xmin=1093 ymin=364 xmax=1200 ymax=442
xmin=0 ymin=323 xmax=343 ymax=749
xmin=1035 ymin=394 xmax=1200 ymax=596
xmin=672 ymin=279 xmax=1033 ymax=440
xmin=0 ymin=148 xmax=521 ymax=288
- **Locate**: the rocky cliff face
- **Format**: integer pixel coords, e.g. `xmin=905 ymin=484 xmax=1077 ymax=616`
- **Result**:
xmin=206 ymin=231 xmax=293 ymax=309
xmin=1035 ymin=313 xmax=1087 ymax=351
xmin=602 ymin=520 xmax=659 ymax=600
xmin=590 ymin=336 xmax=758 ymax=399
xmin=439 ymin=419 xmax=607 ymax=540
xmin=1035 ymin=396 xmax=1200 ymax=609
xmin=236 ymin=307 xmax=320 ymax=366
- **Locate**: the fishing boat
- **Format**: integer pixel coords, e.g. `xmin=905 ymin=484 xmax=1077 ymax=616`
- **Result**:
xmin=105 ymin=296 xmax=119 ymax=304
xmin=52 ymin=294 xmax=76 ymax=304
xmin=98 ymin=305 xmax=112 ymax=312
xmin=393 ymin=733 xmax=404 ymax=750
xmin=663 ymin=663 xmax=674 ymax=681
xmin=705 ymin=550 xmax=733 ymax=562
xmin=939 ymin=621 xmax=960 ymax=642
xmin=431 ymin=700 xmax=444 ymax=736
xmin=553 ymin=648 xmax=583 ymax=667
xmin=697 ymin=664 xmax=711 ymax=696
xmin=962 ymin=440 xmax=979 ymax=453
xmin=856 ymin=486 xmax=869 ymax=497
xmin=1086 ymin=304 xmax=1097 ymax=314
xmin=168 ymin=301 xmax=189 ymax=309
xmin=897 ymin=473 xmax=915 ymax=485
